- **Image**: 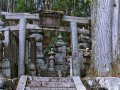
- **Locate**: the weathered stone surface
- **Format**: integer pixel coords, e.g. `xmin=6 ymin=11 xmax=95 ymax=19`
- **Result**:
xmin=2 ymin=12 xmax=90 ymax=23
xmin=27 ymin=76 xmax=73 ymax=82
xmin=16 ymin=75 xmax=28 ymax=90
xmin=97 ymin=77 xmax=120 ymax=90
xmin=25 ymin=87 xmax=76 ymax=90
xmin=17 ymin=76 xmax=88 ymax=90
xmin=70 ymin=21 xmax=80 ymax=76
xmin=18 ymin=17 xmax=27 ymax=77
xmin=2 ymin=59 xmax=11 ymax=78
xmin=27 ymin=81 xmax=42 ymax=87
xmin=41 ymin=82 xmax=75 ymax=88
xmin=78 ymin=43 xmax=90 ymax=49
xmin=85 ymin=77 xmax=120 ymax=90
xmin=73 ymin=77 xmax=86 ymax=90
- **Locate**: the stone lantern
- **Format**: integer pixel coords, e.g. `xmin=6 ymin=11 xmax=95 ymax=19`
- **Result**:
xmin=55 ymin=34 xmax=66 ymax=65
xmin=48 ymin=48 xmax=55 ymax=71
xmin=55 ymin=34 xmax=69 ymax=76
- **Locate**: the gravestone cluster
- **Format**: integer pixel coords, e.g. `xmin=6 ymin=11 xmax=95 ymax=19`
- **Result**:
xmin=78 ymin=27 xmax=91 ymax=77
xmin=0 ymin=12 xmax=91 ymax=89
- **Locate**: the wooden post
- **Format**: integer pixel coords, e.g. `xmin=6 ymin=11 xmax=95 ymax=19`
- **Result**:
xmin=30 ymin=38 xmax=36 ymax=64
xmin=70 ymin=21 xmax=80 ymax=76
xmin=0 ymin=41 xmax=3 ymax=61
xmin=3 ymin=31 xmax=11 ymax=78
xmin=18 ymin=17 xmax=26 ymax=77
xmin=25 ymin=39 xmax=29 ymax=65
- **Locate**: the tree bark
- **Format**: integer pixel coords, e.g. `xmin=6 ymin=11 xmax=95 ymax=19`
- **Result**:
xmin=7 ymin=0 xmax=13 ymax=12
xmin=92 ymin=0 xmax=113 ymax=76
xmin=0 ymin=5 xmax=1 ymax=15
xmin=112 ymin=0 xmax=120 ymax=62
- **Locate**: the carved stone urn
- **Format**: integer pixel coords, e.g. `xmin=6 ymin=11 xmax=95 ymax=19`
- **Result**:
xmin=39 ymin=10 xmax=63 ymax=28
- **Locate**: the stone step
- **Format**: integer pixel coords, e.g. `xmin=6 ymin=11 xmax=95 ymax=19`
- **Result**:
xmin=40 ymin=74 xmax=58 ymax=77
xmin=27 ymin=76 xmax=73 ymax=82
xmin=25 ymin=87 xmax=76 ymax=90
xmin=40 ymin=71 xmax=58 ymax=77
xmin=27 ymin=81 xmax=75 ymax=88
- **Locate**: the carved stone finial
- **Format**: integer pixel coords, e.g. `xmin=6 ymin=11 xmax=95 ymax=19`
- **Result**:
xmin=48 ymin=47 xmax=55 ymax=55
xmin=56 ymin=34 xmax=66 ymax=47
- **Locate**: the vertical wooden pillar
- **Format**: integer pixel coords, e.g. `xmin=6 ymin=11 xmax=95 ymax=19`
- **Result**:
xmin=4 ymin=31 xmax=10 ymax=58
xmin=3 ymin=31 xmax=11 ymax=78
xmin=0 ymin=41 xmax=3 ymax=61
xmin=0 ymin=41 xmax=3 ymax=73
xmin=70 ymin=21 xmax=80 ymax=76
xmin=25 ymin=39 xmax=29 ymax=65
xmin=0 ymin=21 xmax=4 ymax=62
xmin=30 ymin=38 xmax=36 ymax=64
xmin=18 ymin=17 xmax=26 ymax=77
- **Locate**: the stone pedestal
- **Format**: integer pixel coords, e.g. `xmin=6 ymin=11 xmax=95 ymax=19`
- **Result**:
xmin=2 ymin=58 xmax=11 ymax=78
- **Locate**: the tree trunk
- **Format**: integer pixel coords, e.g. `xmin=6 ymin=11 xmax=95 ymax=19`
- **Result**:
xmin=92 ymin=0 xmax=113 ymax=76
xmin=112 ymin=0 xmax=120 ymax=62
xmin=7 ymin=0 xmax=13 ymax=12
xmin=0 ymin=5 xmax=1 ymax=15
xmin=111 ymin=0 xmax=120 ymax=74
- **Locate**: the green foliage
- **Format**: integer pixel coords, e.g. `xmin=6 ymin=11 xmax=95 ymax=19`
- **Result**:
xmin=84 ymin=0 xmax=93 ymax=3
xmin=15 ymin=0 xmax=26 ymax=12
xmin=15 ymin=0 xmax=35 ymax=12
xmin=52 ymin=0 xmax=91 ymax=17
xmin=52 ymin=0 xmax=67 ymax=11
